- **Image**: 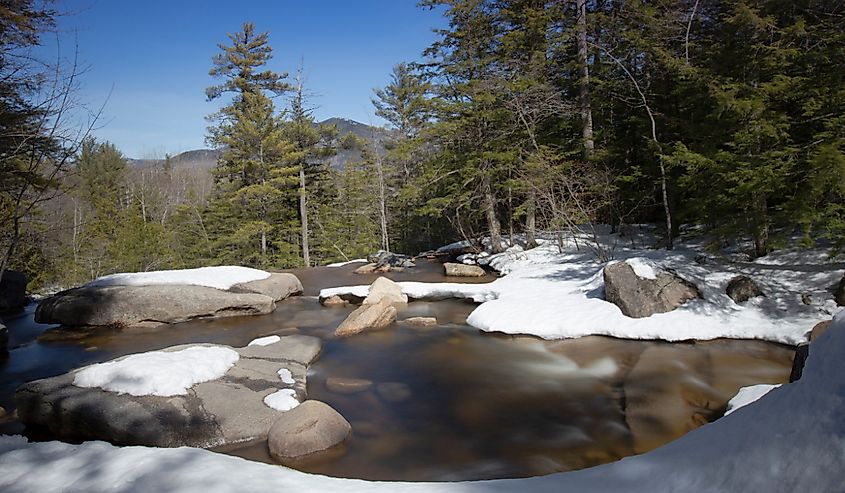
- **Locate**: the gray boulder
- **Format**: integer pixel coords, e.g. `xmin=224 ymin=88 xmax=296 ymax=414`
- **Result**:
xmin=443 ymin=262 xmax=486 ymax=277
xmin=726 ymin=276 xmax=764 ymax=304
xmin=335 ymin=298 xmax=397 ymax=337
xmin=34 ymin=285 xmax=275 ymax=328
xmin=367 ymin=250 xmax=415 ymax=269
xmin=267 ymin=400 xmax=351 ymax=463
xmin=0 ymin=270 xmax=27 ymax=312
xmin=229 ymin=273 xmax=303 ymax=301
xmin=604 ymin=261 xmax=701 ymax=318
xmin=15 ymin=335 xmax=320 ymax=448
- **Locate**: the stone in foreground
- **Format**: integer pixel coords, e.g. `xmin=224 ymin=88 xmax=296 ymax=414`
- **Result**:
xmin=726 ymin=275 xmax=764 ymax=304
xmin=443 ymin=262 xmax=486 ymax=277
xmin=603 ymin=261 xmax=701 ymax=318
xmin=335 ymin=298 xmax=397 ymax=337
xmin=267 ymin=400 xmax=351 ymax=463
xmin=15 ymin=335 xmax=321 ymax=448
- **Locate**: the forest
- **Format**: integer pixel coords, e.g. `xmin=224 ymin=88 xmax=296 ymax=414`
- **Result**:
xmin=1 ymin=0 xmax=843 ymax=291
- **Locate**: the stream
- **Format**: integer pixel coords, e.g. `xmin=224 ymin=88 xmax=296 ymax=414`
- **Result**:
xmin=0 ymin=260 xmax=795 ymax=481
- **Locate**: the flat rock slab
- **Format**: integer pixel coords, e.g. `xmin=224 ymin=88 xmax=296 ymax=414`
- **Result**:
xmin=34 ymin=273 xmax=304 ymax=328
xmin=15 ymin=335 xmax=321 ymax=449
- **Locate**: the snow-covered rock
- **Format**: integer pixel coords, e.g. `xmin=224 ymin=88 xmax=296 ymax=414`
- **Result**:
xmin=15 ymin=336 xmax=320 ymax=448
xmin=725 ymin=384 xmax=782 ymax=415
xmin=87 ymin=266 xmax=270 ymax=290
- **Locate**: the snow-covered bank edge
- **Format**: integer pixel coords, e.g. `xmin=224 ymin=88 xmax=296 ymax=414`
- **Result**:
xmin=322 ymin=236 xmax=840 ymax=344
xmin=3 ymin=312 xmax=844 ymax=492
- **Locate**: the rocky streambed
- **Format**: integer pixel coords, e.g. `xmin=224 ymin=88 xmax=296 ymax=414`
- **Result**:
xmin=0 ymin=260 xmax=796 ymax=481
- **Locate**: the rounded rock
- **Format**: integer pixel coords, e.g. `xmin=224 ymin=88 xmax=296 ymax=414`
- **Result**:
xmin=267 ymin=400 xmax=351 ymax=462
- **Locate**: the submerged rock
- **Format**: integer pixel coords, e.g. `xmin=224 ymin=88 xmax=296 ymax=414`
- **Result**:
xmin=376 ymin=382 xmax=412 ymax=402
xmin=335 ymin=298 xmax=397 ymax=337
xmin=325 ymin=377 xmax=372 ymax=394
xmin=363 ymin=277 xmax=407 ymax=305
xmin=404 ymin=316 xmax=438 ymax=327
xmin=0 ymin=270 xmax=27 ymax=312
xmin=443 ymin=262 xmax=486 ymax=277
xmin=603 ymin=261 xmax=701 ymax=318
xmin=15 ymin=335 xmax=321 ymax=448
xmin=267 ymin=400 xmax=351 ymax=463
xmin=726 ymin=276 xmax=764 ymax=304
xmin=320 ymin=295 xmax=349 ymax=306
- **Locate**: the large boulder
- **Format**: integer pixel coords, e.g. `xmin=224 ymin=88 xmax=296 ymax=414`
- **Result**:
xmin=229 ymin=273 xmax=303 ymax=301
xmin=362 ymin=277 xmax=407 ymax=305
xmin=15 ymin=335 xmax=320 ymax=448
xmin=726 ymin=276 xmax=764 ymax=304
xmin=34 ymin=285 xmax=275 ymax=328
xmin=443 ymin=262 xmax=486 ymax=277
xmin=367 ymin=251 xmax=415 ymax=269
xmin=0 ymin=270 xmax=27 ymax=312
xmin=603 ymin=261 xmax=701 ymax=318
xmin=335 ymin=298 xmax=397 ymax=337
xmin=267 ymin=400 xmax=351 ymax=463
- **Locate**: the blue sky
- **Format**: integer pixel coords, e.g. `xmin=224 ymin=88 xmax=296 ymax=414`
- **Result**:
xmin=40 ymin=1 xmax=446 ymax=158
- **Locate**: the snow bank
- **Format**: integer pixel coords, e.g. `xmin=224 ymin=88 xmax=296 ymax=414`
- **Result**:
xmin=326 ymin=259 xmax=367 ymax=267
xmin=86 ymin=266 xmax=270 ymax=290
xmin=263 ymin=389 xmax=299 ymax=411
xmin=725 ymin=384 xmax=782 ymax=415
xmin=321 ymin=232 xmax=838 ymax=344
xmin=3 ymin=313 xmax=844 ymax=492
xmin=73 ymin=347 xmax=239 ymax=397
xmin=248 ymin=335 xmax=281 ymax=347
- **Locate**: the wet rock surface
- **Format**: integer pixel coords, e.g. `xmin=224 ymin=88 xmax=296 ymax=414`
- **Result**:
xmin=335 ymin=298 xmax=397 ymax=337
xmin=15 ymin=335 xmax=321 ymax=448
xmin=603 ymin=262 xmax=701 ymax=318
xmin=267 ymin=400 xmax=351 ymax=463
xmin=33 ymin=273 xmax=303 ymax=328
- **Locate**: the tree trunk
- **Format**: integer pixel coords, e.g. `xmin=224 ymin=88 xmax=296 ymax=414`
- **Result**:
xmin=299 ymin=167 xmax=310 ymax=267
xmin=576 ymin=0 xmax=595 ymax=159
xmin=753 ymin=196 xmax=769 ymax=258
xmin=659 ymin=159 xmax=673 ymax=250
xmin=526 ymin=192 xmax=538 ymax=248
xmin=481 ymin=173 xmax=504 ymax=254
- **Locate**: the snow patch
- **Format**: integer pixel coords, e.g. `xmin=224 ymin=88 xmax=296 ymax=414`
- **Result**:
xmin=86 ymin=266 xmax=270 ymax=290
xmin=326 ymin=259 xmax=367 ymax=267
xmin=73 ymin=346 xmax=239 ymax=397
xmin=263 ymin=389 xmax=299 ymax=411
xmin=277 ymin=368 xmax=295 ymax=385
xmin=725 ymin=384 xmax=782 ymax=415
xmin=625 ymin=257 xmax=657 ymax=279
xmin=248 ymin=335 xmax=281 ymax=347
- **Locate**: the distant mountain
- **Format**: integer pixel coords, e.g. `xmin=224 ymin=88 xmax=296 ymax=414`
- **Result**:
xmin=128 ymin=148 xmax=221 ymax=171
xmin=127 ymin=118 xmax=384 ymax=172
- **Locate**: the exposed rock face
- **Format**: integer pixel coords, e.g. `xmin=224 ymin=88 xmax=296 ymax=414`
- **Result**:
xmin=791 ymin=320 xmax=833 ymax=383
xmin=403 ymin=317 xmax=437 ymax=327
xmin=267 ymin=400 xmax=351 ymax=463
xmin=0 ymin=270 xmax=27 ymax=312
xmin=229 ymin=273 xmax=303 ymax=301
xmin=443 ymin=262 xmax=486 ymax=277
xmin=726 ymin=276 xmax=764 ymax=304
xmin=335 ymin=298 xmax=397 ymax=337
xmin=35 ymin=285 xmax=276 ymax=328
xmin=603 ymin=262 xmax=701 ymax=318
xmin=363 ymin=277 xmax=407 ymax=305
xmin=15 ymin=335 xmax=321 ymax=448
xmin=836 ymin=274 xmax=845 ymax=306
xmin=367 ymin=251 xmax=415 ymax=269
xmin=320 ymin=295 xmax=349 ymax=306
xmin=325 ymin=377 xmax=372 ymax=394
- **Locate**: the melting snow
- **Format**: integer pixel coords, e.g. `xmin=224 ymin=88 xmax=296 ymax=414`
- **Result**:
xmin=86 ymin=266 xmax=270 ymax=290
xmin=248 ymin=335 xmax=281 ymax=347
xmin=263 ymin=389 xmax=299 ymax=411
